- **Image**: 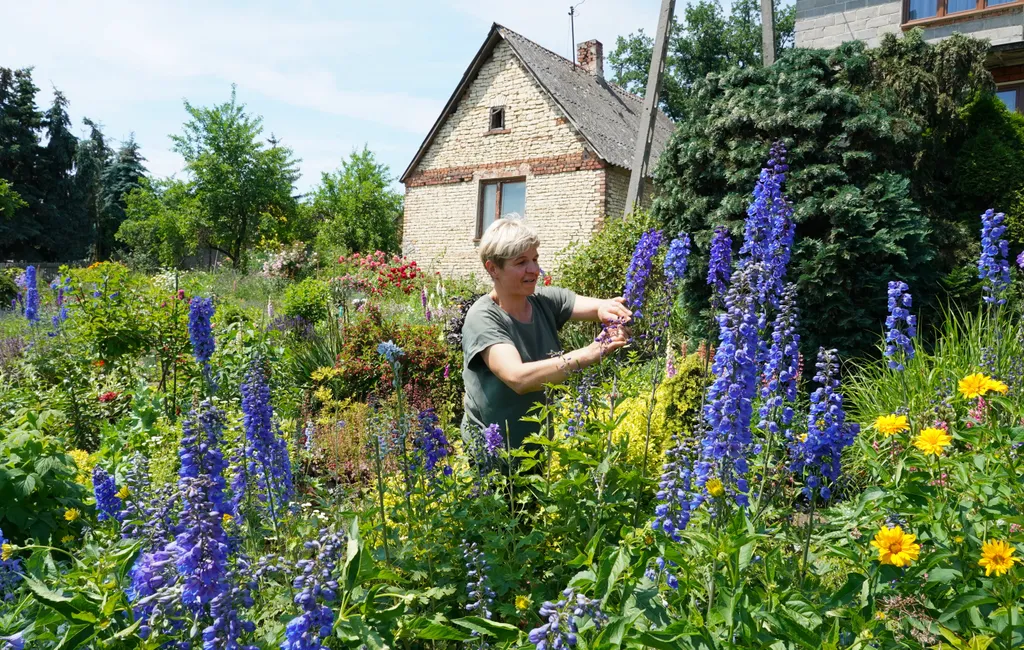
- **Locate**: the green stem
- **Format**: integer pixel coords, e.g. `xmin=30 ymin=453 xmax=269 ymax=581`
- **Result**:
xmin=800 ymin=497 xmax=817 ymax=586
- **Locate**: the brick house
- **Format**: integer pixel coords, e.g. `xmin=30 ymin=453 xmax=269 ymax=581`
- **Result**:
xmin=400 ymin=23 xmax=674 ymax=278
xmin=794 ymin=0 xmax=1024 ymax=112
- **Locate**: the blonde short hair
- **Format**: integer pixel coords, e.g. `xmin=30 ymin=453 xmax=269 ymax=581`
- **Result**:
xmin=478 ymin=218 xmax=540 ymax=268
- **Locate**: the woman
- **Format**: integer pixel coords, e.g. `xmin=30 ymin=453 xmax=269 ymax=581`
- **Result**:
xmin=461 ymin=219 xmax=631 ymax=450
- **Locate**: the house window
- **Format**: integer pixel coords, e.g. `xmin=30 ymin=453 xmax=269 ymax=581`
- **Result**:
xmin=997 ymin=85 xmax=1023 ymax=114
xmin=488 ymin=106 xmax=505 ymax=131
xmin=905 ymin=0 xmax=1021 ymax=21
xmin=478 ymin=178 xmax=526 ymax=237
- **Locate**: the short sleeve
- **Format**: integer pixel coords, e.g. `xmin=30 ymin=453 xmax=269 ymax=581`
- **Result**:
xmin=462 ymin=304 xmax=514 ymax=367
xmin=537 ymin=286 xmax=577 ymax=328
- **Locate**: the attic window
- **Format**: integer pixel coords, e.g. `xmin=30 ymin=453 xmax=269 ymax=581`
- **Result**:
xmin=488 ymin=106 xmax=505 ymax=131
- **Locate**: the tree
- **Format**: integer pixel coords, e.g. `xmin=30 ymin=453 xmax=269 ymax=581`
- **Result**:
xmin=75 ymin=118 xmax=113 ymax=261
xmin=171 ymin=87 xmax=299 ymax=268
xmin=100 ymin=134 xmax=147 ymax=259
xmin=0 ymin=178 xmax=26 ymax=216
xmin=651 ymin=33 xmax=992 ymax=356
xmin=0 ymin=67 xmax=44 ymax=258
xmin=608 ymin=0 xmax=795 ymax=120
xmin=309 ymin=146 xmax=403 ymax=254
xmin=39 ymin=90 xmax=86 ymax=259
xmin=116 ymin=178 xmax=196 ymax=269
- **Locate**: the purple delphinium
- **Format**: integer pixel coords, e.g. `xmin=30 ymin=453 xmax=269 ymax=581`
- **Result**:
xmin=119 ymin=453 xmax=152 ymax=539
xmin=738 ymin=143 xmax=795 ymax=306
xmin=482 ymin=423 xmax=503 ymax=457
xmin=377 ymin=340 xmax=404 ymax=365
xmin=92 ymin=466 xmax=121 ymax=522
xmin=644 ymin=556 xmax=680 ymax=590
xmin=652 ymin=432 xmax=695 ymax=541
xmin=528 ymin=588 xmax=608 ymax=650
xmin=663 ymin=232 xmax=691 ymax=288
xmin=282 ymin=528 xmax=346 ymax=650
xmin=707 ymin=227 xmax=733 ymax=306
xmin=127 ymin=547 xmax=181 ymax=639
xmin=49 ymin=275 xmax=70 ymax=334
xmin=884 ymin=281 xmax=917 ymax=371
xmin=463 ymin=541 xmax=495 ymax=624
xmin=757 ymin=283 xmax=800 ymax=438
xmin=188 ymin=297 xmax=216 ymax=364
xmin=978 ymin=209 xmax=1010 ymax=305
xmin=236 ymin=359 xmax=293 ymax=520
xmin=22 ymin=266 xmax=39 ymax=324
xmin=789 ymin=348 xmax=859 ymax=501
xmin=267 ymin=316 xmax=315 ymax=340
xmin=565 ymin=372 xmax=596 ymax=439
xmin=696 ymin=264 xmax=761 ymax=507
xmin=1 ymin=527 xmax=23 ymax=601
xmin=173 ymin=400 xmax=231 ymax=609
xmin=623 ymin=229 xmax=664 ymax=320
xmin=416 ymin=408 xmax=452 ymax=476
xmin=0 ymin=632 xmax=24 ymax=650
xmin=1017 ymin=250 xmax=1024 ymax=269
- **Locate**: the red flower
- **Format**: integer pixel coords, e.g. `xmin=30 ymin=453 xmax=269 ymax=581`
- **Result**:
xmin=176 ymin=289 xmax=186 ymax=300
xmin=93 ymin=360 xmax=105 ymax=367
xmin=544 ymin=276 xmax=552 ymax=286
xmin=98 ymin=391 xmax=119 ymax=403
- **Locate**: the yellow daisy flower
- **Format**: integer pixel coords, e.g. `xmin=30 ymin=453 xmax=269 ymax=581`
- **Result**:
xmin=1 ymin=543 xmax=14 ymax=561
xmin=64 ymin=508 xmax=81 ymax=522
xmin=116 ymin=486 xmax=130 ymax=500
xmin=871 ymin=525 xmax=921 ymax=567
xmin=875 ymin=611 xmax=887 ymax=620
xmin=61 ymin=535 xmax=75 ymax=545
xmin=222 ymin=514 xmax=234 ymax=525
xmin=978 ymin=539 xmax=1019 ymax=577
xmin=985 ymin=378 xmax=1008 ymax=395
xmin=913 ymin=427 xmax=952 ymax=457
xmin=706 ymin=478 xmax=725 ymax=498
xmin=515 ymin=594 xmax=532 ymax=612
xmin=959 ymin=373 xmax=994 ymax=399
xmin=797 ymin=433 xmax=808 ymax=443
xmin=874 ymin=414 xmax=909 ymax=437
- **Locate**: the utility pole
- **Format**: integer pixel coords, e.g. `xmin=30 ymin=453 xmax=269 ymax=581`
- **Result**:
xmin=624 ymin=0 xmax=675 ymax=217
xmin=761 ymin=0 xmax=776 ymax=65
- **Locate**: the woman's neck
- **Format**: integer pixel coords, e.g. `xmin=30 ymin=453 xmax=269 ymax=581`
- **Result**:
xmin=491 ymin=288 xmax=531 ymax=321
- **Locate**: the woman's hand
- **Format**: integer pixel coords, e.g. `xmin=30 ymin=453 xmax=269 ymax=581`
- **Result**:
xmin=583 ymin=322 xmax=629 ymax=365
xmin=597 ymin=297 xmax=633 ymax=325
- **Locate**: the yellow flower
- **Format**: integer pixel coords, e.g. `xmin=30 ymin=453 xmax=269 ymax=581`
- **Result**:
xmin=874 ymin=414 xmax=909 ymax=437
xmin=1 ymin=543 xmax=14 ymax=561
xmin=515 ymin=594 xmax=532 ymax=612
xmin=913 ymin=427 xmax=952 ymax=457
xmin=707 ymin=478 xmax=725 ymax=497
xmin=954 ymin=535 xmax=964 ymax=544
xmin=978 ymin=539 xmax=1019 ymax=577
xmin=985 ymin=378 xmax=1008 ymax=395
xmin=222 ymin=514 xmax=234 ymax=525
xmin=116 ymin=486 xmax=130 ymax=500
xmin=64 ymin=508 xmax=81 ymax=522
xmin=959 ymin=373 xmax=996 ymax=399
xmin=797 ymin=433 xmax=808 ymax=443
xmin=875 ymin=611 xmax=887 ymax=620
xmin=871 ymin=525 xmax=921 ymax=567
xmin=61 ymin=535 xmax=75 ymax=545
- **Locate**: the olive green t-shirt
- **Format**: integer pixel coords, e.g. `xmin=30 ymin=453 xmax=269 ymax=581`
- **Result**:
xmin=461 ymin=286 xmax=577 ymax=449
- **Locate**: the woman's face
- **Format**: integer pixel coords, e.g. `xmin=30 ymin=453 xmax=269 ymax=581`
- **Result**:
xmin=490 ymin=246 xmax=541 ymax=297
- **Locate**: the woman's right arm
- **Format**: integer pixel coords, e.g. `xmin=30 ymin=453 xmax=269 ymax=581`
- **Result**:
xmin=480 ymin=330 xmax=628 ymax=395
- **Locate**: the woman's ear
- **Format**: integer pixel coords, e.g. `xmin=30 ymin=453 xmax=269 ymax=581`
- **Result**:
xmin=484 ymin=259 xmax=497 ymax=279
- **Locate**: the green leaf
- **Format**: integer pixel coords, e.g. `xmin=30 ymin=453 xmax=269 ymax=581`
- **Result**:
xmin=411 ymin=620 xmax=471 ymax=641
xmin=940 ymin=592 xmax=998 ymax=622
xmin=55 ymin=624 xmax=96 ymax=650
xmin=926 ymin=568 xmax=962 ymax=583
xmin=452 ymin=616 xmax=521 ymax=642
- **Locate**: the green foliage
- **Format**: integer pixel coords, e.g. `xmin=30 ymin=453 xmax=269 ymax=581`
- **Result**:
xmin=0 ymin=177 xmax=26 ymax=217
xmin=117 ymin=178 xmax=196 ymax=269
xmin=652 ymin=33 xmax=992 ymax=356
xmin=310 ymin=146 xmax=403 ymax=255
xmin=0 ymin=408 xmax=86 ymax=543
xmin=558 ymin=209 xmax=658 ymax=301
xmin=282 ymin=277 xmax=330 ymax=324
xmin=170 ymin=86 xmax=299 ymax=269
xmin=608 ymin=0 xmax=795 ymax=120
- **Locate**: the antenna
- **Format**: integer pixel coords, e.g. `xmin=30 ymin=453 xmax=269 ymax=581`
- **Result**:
xmin=569 ymin=0 xmax=587 ymax=66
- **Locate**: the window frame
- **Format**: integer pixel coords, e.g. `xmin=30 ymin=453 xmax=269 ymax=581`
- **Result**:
xmin=488 ymin=106 xmax=506 ymax=132
xmin=996 ymin=83 xmax=1024 ymax=115
xmin=903 ymin=0 xmax=1023 ymax=24
xmin=476 ymin=177 xmax=526 ymax=240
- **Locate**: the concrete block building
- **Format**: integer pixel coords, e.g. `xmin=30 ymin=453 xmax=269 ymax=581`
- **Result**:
xmin=400 ymin=24 xmax=674 ymax=278
xmin=794 ymin=0 xmax=1024 ymax=112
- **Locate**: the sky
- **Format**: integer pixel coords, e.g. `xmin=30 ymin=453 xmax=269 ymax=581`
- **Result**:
xmin=2 ymin=0 xmax=674 ymax=194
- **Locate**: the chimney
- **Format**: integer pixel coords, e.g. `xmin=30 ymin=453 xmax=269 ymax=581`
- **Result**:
xmin=576 ymin=39 xmax=604 ymax=79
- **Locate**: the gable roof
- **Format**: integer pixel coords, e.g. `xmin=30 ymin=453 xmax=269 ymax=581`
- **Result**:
xmin=400 ymin=23 xmax=676 ymax=183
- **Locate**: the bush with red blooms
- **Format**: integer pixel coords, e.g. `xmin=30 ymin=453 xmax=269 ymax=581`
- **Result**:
xmin=331 ymin=305 xmax=458 ymax=404
xmin=336 ymin=251 xmax=422 ymax=295
xmin=98 ymin=391 xmax=120 ymax=403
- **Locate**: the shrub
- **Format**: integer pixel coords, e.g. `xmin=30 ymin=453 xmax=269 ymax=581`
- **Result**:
xmin=556 ymin=210 xmax=659 ymax=301
xmin=0 ymin=271 xmax=17 ymax=307
xmin=652 ymin=32 xmax=992 ymax=356
xmin=283 ymin=277 xmax=330 ymax=324
xmin=0 ymin=409 xmax=87 ymax=543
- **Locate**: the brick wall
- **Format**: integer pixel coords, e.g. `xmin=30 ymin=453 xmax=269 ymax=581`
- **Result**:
xmin=796 ymin=0 xmax=1024 ymax=48
xmin=403 ymin=39 xmax=612 ymax=277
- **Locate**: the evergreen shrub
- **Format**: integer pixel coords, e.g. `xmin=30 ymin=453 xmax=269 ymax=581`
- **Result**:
xmin=652 ymin=32 xmax=992 ymax=356
xmin=282 ymin=277 xmax=330 ymax=324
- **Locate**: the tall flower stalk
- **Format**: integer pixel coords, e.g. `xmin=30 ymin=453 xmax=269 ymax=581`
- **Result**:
xmin=188 ymin=296 xmax=216 ymax=389
xmin=378 ymin=341 xmax=415 ymax=534
xmin=623 ymin=229 xmax=663 ymax=320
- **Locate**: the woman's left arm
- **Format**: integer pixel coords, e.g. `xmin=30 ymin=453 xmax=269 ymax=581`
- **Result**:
xmin=571 ymin=295 xmax=632 ymax=324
